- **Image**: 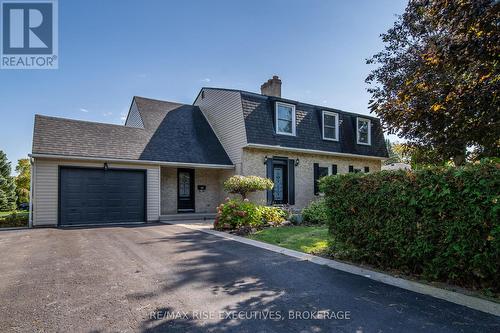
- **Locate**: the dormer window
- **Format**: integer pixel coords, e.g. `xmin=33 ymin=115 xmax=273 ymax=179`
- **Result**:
xmin=275 ymin=102 xmax=296 ymax=136
xmin=357 ymin=117 xmax=371 ymax=145
xmin=322 ymin=111 xmax=339 ymax=141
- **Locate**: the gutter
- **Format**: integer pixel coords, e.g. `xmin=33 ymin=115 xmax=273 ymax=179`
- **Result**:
xmin=28 ymin=157 xmax=34 ymax=228
xmin=244 ymin=143 xmax=388 ymax=161
xmin=28 ymin=153 xmax=235 ymax=169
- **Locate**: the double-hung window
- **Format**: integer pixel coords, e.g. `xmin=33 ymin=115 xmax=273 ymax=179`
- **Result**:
xmin=275 ymin=102 xmax=296 ymax=136
xmin=357 ymin=117 xmax=371 ymax=145
xmin=322 ymin=111 xmax=339 ymax=141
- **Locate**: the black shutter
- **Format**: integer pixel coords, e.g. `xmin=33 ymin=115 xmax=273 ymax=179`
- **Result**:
xmin=364 ymin=166 xmax=370 ymax=173
xmin=288 ymin=159 xmax=295 ymax=205
xmin=266 ymin=158 xmax=273 ymax=205
xmin=332 ymin=164 xmax=337 ymax=175
xmin=313 ymin=163 xmax=319 ymax=195
xmin=348 ymin=165 xmax=354 ymax=173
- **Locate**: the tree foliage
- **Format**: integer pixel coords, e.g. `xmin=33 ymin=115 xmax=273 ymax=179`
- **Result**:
xmin=223 ymin=175 xmax=273 ymax=199
xmin=367 ymin=0 xmax=500 ymax=165
xmin=0 ymin=151 xmax=17 ymax=211
xmin=15 ymin=158 xmax=30 ymax=205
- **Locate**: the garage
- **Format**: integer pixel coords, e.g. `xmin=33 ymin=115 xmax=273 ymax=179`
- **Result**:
xmin=59 ymin=167 xmax=146 ymax=226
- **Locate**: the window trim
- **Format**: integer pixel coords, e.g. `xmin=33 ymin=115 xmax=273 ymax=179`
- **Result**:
xmin=322 ymin=111 xmax=339 ymax=141
xmin=275 ymin=102 xmax=296 ymax=136
xmin=356 ymin=117 xmax=371 ymax=145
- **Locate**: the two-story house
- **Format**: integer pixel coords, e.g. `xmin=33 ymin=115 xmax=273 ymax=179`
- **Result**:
xmin=29 ymin=76 xmax=388 ymax=227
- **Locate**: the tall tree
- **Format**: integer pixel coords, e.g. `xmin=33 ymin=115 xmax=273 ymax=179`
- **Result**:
xmin=366 ymin=0 xmax=499 ymax=165
xmin=15 ymin=158 xmax=30 ymax=205
xmin=0 ymin=151 xmax=16 ymax=211
xmin=384 ymin=139 xmax=402 ymax=165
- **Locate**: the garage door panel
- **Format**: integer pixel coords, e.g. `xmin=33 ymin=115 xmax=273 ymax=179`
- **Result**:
xmin=60 ymin=168 xmax=145 ymax=226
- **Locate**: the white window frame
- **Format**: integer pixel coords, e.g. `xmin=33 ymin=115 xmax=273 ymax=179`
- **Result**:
xmin=356 ymin=117 xmax=371 ymax=145
xmin=275 ymin=102 xmax=296 ymax=136
xmin=322 ymin=111 xmax=339 ymax=141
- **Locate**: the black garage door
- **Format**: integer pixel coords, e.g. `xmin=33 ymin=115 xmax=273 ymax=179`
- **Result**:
xmin=60 ymin=167 xmax=146 ymax=226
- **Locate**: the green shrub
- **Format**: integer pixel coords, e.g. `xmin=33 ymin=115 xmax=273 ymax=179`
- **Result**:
xmin=302 ymin=199 xmax=329 ymax=225
xmin=257 ymin=206 xmax=288 ymax=225
xmin=320 ymin=161 xmax=500 ymax=292
xmin=223 ymin=175 xmax=273 ymax=199
xmin=0 ymin=211 xmax=28 ymax=228
xmin=214 ymin=198 xmax=263 ymax=230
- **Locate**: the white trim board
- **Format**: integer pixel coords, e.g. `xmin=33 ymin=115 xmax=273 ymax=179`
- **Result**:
xmin=29 ymin=154 xmax=235 ymax=169
xmin=244 ymin=144 xmax=387 ymax=161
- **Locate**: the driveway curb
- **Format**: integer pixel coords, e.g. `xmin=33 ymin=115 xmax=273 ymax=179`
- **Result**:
xmin=166 ymin=222 xmax=500 ymax=317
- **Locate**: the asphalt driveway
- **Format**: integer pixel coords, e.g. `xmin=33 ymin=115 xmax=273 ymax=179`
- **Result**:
xmin=0 ymin=224 xmax=498 ymax=332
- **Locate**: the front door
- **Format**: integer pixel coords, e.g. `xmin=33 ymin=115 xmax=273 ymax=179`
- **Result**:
xmin=272 ymin=162 xmax=288 ymax=204
xmin=177 ymin=168 xmax=195 ymax=212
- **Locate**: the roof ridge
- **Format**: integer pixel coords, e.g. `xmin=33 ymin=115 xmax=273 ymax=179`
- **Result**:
xmin=34 ymin=114 xmax=144 ymax=129
xmin=199 ymin=87 xmax=379 ymax=120
xmin=133 ymin=95 xmax=186 ymax=105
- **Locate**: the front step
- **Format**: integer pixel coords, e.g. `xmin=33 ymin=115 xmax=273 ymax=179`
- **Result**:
xmin=160 ymin=213 xmax=216 ymax=221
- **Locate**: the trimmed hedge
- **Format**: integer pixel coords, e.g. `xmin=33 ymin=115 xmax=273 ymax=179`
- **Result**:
xmin=320 ymin=161 xmax=500 ymax=293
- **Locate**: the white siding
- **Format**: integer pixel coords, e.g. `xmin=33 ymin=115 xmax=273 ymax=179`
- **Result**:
xmin=32 ymin=158 xmax=160 ymax=226
xmin=194 ymin=89 xmax=247 ymax=170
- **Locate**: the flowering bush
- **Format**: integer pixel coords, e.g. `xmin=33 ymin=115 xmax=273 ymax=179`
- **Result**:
xmin=214 ymin=198 xmax=263 ymax=230
xmin=223 ymin=175 xmax=273 ymax=199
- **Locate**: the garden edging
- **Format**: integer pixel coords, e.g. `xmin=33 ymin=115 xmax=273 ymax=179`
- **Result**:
xmin=164 ymin=221 xmax=500 ymax=317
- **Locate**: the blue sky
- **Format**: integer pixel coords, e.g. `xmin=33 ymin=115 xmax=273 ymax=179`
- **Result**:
xmin=0 ymin=0 xmax=406 ymax=171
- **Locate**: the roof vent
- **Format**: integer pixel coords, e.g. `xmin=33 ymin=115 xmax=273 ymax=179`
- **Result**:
xmin=260 ymin=75 xmax=282 ymax=97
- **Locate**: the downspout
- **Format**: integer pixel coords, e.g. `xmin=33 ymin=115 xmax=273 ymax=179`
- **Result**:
xmin=28 ymin=157 xmax=34 ymax=228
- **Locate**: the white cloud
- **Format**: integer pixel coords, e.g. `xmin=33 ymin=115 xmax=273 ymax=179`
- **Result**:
xmin=103 ymin=112 xmax=113 ymax=117
xmin=120 ymin=111 xmax=127 ymax=121
xmin=200 ymin=78 xmax=211 ymax=83
xmin=79 ymin=108 xmax=89 ymax=113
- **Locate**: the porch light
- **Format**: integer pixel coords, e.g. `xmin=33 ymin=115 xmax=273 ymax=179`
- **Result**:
xmin=104 ymin=162 xmax=108 ymax=170
xmin=295 ymin=159 xmax=300 ymax=166
xmin=264 ymin=156 xmax=268 ymax=165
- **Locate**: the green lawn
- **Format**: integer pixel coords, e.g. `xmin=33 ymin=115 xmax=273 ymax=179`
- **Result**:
xmin=248 ymin=226 xmax=330 ymax=255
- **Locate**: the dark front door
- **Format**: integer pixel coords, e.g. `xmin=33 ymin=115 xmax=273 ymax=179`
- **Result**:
xmin=177 ymin=168 xmax=195 ymax=212
xmin=272 ymin=161 xmax=288 ymax=204
xmin=60 ymin=167 xmax=146 ymax=226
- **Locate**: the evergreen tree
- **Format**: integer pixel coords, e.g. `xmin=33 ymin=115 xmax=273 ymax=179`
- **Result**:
xmin=15 ymin=158 xmax=30 ymax=205
xmin=0 ymin=151 xmax=17 ymax=211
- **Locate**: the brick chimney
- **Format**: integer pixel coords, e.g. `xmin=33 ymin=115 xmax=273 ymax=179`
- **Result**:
xmin=260 ymin=75 xmax=282 ymax=97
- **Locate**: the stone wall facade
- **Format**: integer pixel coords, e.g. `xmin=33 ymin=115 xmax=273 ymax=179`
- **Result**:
xmin=160 ymin=148 xmax=382 ymax=214
xmin=160 ymin=167 xmax=234 ymax=214
xmin=241 ymin=148 xmax=382 ymax=209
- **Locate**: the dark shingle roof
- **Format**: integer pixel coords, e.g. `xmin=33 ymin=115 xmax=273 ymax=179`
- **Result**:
xmin=238 ymin=91 xmax=388 ymax=158
xmin=32 ymin=97 xmax=233 ymax=165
